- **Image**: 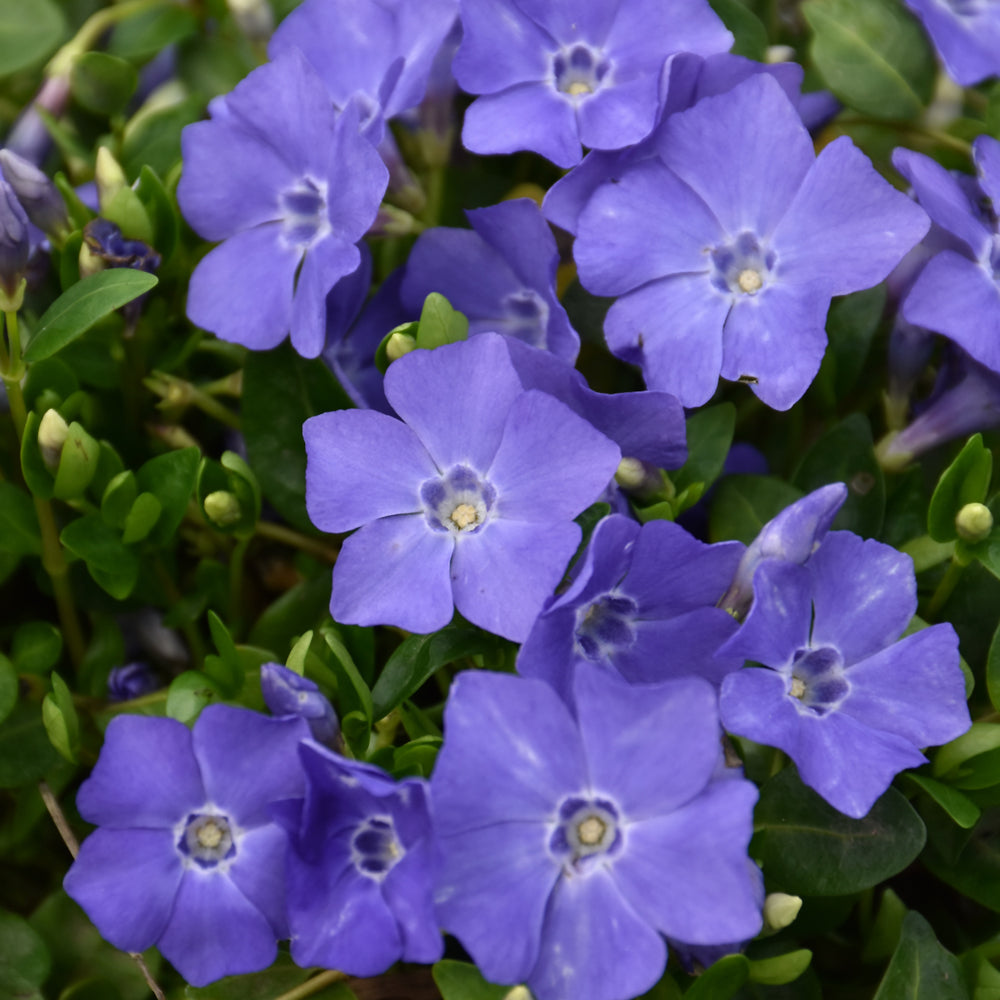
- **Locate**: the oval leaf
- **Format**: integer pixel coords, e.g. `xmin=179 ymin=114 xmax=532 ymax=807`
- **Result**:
xmin=24 ymin=269 xmax=158 ymax=363
xmin=872 ymin=911 xmax=969 ymax=1000
xmin=0 ymin=0 xmax=66 ymax=77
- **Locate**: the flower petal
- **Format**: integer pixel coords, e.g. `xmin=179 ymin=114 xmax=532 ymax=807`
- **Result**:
xmin=290 ymin=238 xmax=362 ymax=359
xmin=227 ymin=824 xmax=291 ymax=939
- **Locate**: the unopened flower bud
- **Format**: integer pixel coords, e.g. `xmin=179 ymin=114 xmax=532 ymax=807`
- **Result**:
xmin=95 ymin=147 xmax=128 ymax=213
xmin=0 ymin=178 xmax=29 ymax=300
xmin=503 ymin=988 xmax=532 ymax=1000
xmin=38 ymin=408 xmax=70 ymax=469
xmin=956 ymin=502 xmax=993 ymax=544
xmin=203 ymin=490 xmax=242 ymax=528
xmin=227 ymin=0 xmax=274 ymax=41
xmin=107 ymin=661 xmax=160 ymax=701
xmin=386 ymin=330 xmax=417 ymax=362
xmin=614 ymin=457 xmax=647 ymax=491
xmin=0 ymin=149 xmax=69 ymax=239
xmin=260 ymin=662 xmax=339 ymax=745
xmin=763 ymin=892 xmax=802 ymax=933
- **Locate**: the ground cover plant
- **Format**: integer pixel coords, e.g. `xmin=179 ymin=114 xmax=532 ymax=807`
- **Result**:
xmin=3 ymin=0 xmax=1000 ymax=998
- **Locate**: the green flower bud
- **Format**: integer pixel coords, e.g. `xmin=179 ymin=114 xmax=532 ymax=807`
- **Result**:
xmin=386 ymin=330 xmax=417 ymax=362
xmin=95 ymin=147 xmax=127 ymax=213
xmin=955 ymin=502 xmax=993 ymax=544
xmin=614 ymin=457 xmax=648 ymax=491
xmin=204 ymin=490 xmax=243 ymax=528
xmin=37 ymin=408 xmax=70 ymax=469
xmin=227 ymin=0 xmax=274 ymax=41
xmin=763 ymin=892 xmax=802 ymax=933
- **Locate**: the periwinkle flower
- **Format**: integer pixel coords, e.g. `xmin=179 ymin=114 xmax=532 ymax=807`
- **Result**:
xmin=63 ymin=707 xmax=309 ymax=986
xmin=0 ymin=175 xmax=29 ymax=299
xmin=431 ymin=666 xmax=762 ymax=1000
xmin=179 ymin=51 xmax=388 ymax=358
xmin=895 ymin=136 xmax=1000 ymax=376
xmin=277 ymin=742 xmax=442 ymax=974
xmin=573 ymin=74 xmax=929 ymax=410
xmin=261 ymin=662 xmax=339 ymax=745
xmin=0 ymin=148 xmax=68 ymax=239
xmin=518 ymin=514 xmax=744 ymax=704
xmin=305 ymin=333 xmax=620 ymax=641
xmin=454 ymin=0 xmax=732 ymax=167
xmin=401 ymin=199 xmax=580 ymax=361
xmin=903 ymin=0 xmax=1000 ymax=85
xmin=106 ymin=662 xmax=160 ymax=702
xmin=718 ymin=532 xmax=970 ymax=818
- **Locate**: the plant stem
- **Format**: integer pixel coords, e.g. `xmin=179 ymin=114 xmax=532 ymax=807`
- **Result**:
xmin=254 ymin=520 xmax=341 ymax=563
xmin=273 ymin=970 xmax=348 ymax=1000
xmin=925 ymin=557 xmax=966 ymax=619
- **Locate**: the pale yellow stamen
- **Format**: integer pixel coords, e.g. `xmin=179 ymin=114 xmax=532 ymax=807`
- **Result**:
xmin=790 ymin=677 xmax=806 ymax=699
xmin=197 ymin=821 xmax=224 ymax=849
xmin=450 ymin=503 xmax=479 ymax=529
xmin=566 ymin=81 xmax=593 ymax=96
xmin=738 ymin=268 xmax=763 ymax=294
xmin=577 ymin=815 xmax=607 ymax=846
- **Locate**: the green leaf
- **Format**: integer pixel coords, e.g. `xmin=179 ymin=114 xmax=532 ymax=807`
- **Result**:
xmin=372 ymin=626 xmax=504 ymax=719
xmin=0 ymin=703 xmax=59 ymax=786
xmin=21 ymin=411 xmax=54 ymax=500
xmin=120 ymin=96 xmax=205 ymax=179
xmin=793 ymin=413 xmax=885 ymax=537
xmin=0 ymin=654 xmax=17 ymax=725
xmin=285 ymin=631 xmax=313 ymax=676
xmin=135 ymin=447 xmax=199 ymax=545
xmin=243 ymin=343 xmax=354 ymax=532
xmin=183 ymin=952 xmax=314 ymax=1000
xmin=0 ymin=482 xmax=42 ymax=557
xmin=52 ymin=422 xmax=101 ymax=501
xmin=166 ymin=670 xmax=224 ymax=725
xmin=23 ymin=270 xmax=158 ymax=363
xmin=432 ymin=960 xmax=513 ymax=1000
xmin=108 ymin=4 xmax=199 ymax=61
xmin=933 ymin=723 xmax=1000 ymax=784
xmin=802 ymin=0 xmax=936 ymax=120
xmin=819 ymin=286 xmax=887 ymax=399
xmin=751 ymin=767 xmax=926 ymax=895
xmin=928 ymin=435 xmax=992 ymax=543
xmin=905 ymin=772 xmax=981 ymax=829
xmin=42 ymin=672 xmax=79 ymax=763
xmin=672 ymin=402 xmax=735 ymax=494
xmin=135 ymin=166 xmax=179 ymax=263
xmin=415 ymin=292 xmax=469 ymax=350
xmin=70 ymin=51 xmax=138 ymax=118
xmin=248 ymin=574 xmax=331 ymax=654
xmin=0 ymin=908 xmax=51 ymax=995
xmin=101 ymin=471 xmax=138 ymax=530
xmin=684 ymin=954 xmax=750 ymax=1000
xmin=392 ymin=735 xmax=442 ymax=777
xmin=202 ymin=611 xmax=244 ymax=696
xmin=709 ymin=475 xmax=804 ymax=545
xmin=988 ymin=618 xmax=1000 ymax=714
xmin=323 ymin=630 xmax=373 ymax=727
xmin=709 ymin=0 xmax=767 ymax=60
xmin=748 ymin=949 xmax=812 ymax=986
xmin=60 ymin=514 xmax=139 ymax=600
xmin=872 ymin=911 xmax=970 ymax=1000
xmin=120 ymin=492 xmax=161 ymax=545
xmin=0 ymin=0 xmax=66 ymax=77
xmin=12 ymin=622 xmax=62 ymax=675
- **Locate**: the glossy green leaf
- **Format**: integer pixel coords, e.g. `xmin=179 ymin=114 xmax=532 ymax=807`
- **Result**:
xmin=70 ymin=52 xmax=138 ymax=118
xmin=24 ymin=270 xmax=158 ymax=363
xmin=684 ymin=954 xmax=750 ymax=1000
xmin=135 ymin=447 xmax=199 ymax=545
xmin=120 ymin=96 xmax=205 ymax=179
xmin=432 ymin=960 xmax=512 ymax=1000
xmin=0 ymin=654 xmax=18 ymax=725
xmin=709 ymin=0 xmax=767 ymax=60
xmin=0 ymin=482 xmax=42 ymax=557
xmin=802 ymin=0 xmax=935 ymax=120
xmin=52 ymin=422 xmax=101 ymax=500
xmin=120 ymin=492 xmax=161 ymax=545
xmin=820 ymin=286 xmax=887 ymax=399
xmin=872 ymin=911 xmax=970 ymax=999
xmin=243 ymin=344 xmax=354 ymax=532
xmin=60 ymin=514 xmax=139 ymax=600
xmin=166 ymin=670 xmax=224 ymax=725
xmin=12 ymin=621 xmax=62 ymax=675
xmin=928 ymin=435 xmax=993 ymax=543
xmin=905 ymin=772 xmax=981 ymax=829
xmin=748 ymin=949 xmax=812 ymax=986
xmin=100 ymin=471 xmax=137 ymax=530
xmin=672 ymin=402 xmax=735 ymax=494
xmin=709 ymin=475 xmax=803 ymax=545
xmin=0 ymin=908 xmax=51 ymax=995
xmin=392 ymin=736 xmax=442 ymax=778
xmin=109 ymin=5 xmax=198 ymax=60
xmin=372 ymin=626 xmax=505 ymax=720
xmin=0 ymin=703 xmax=59 ymax=787
xmin=323 ymin=630 xmax=372 ymax=727
xmin=42 ymin=672 xmax=79 ymax=763
xmin=415 ymin=292 xmax=469 ymax=350
xmin=933 ymin=723 xmax=1000 ymax=783
xmin=752 ymin=767 xmax=926 ymax=895
xmin=0 ymin=0 xmax=66 ymax=76
xmin=135 ymin=166 xmax=179 ymax=263
xmin=183 ymin=952 xmax=316 ymax=1000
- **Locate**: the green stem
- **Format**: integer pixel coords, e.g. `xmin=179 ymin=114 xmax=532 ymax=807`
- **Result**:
xmin=254 ymin=519 xmax=340 ymax=563
xmin=272 ymin=970 xmax=348 ymax=1000
xmin=229 ymin=536 xmax=250 ymax=630
xmin=925 ymin=557 xmax=966 ymax=619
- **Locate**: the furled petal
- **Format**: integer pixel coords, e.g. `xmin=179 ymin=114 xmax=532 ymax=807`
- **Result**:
xmin=64 ymin=828 xmax=182 ymax=952
xmin=902 ymin=250 xmax=1000 ymax=374
xmin=186 ymin=225 xmax=300 ymax=350
xmin=178 ymin=121 xmax=288 ymax=241
xmin=304 ymin=409 xmax=437 ymax=532
xmin=772 ymin=137 xmax=930 ymax=297
xmin=193 ymin=707 xmax=309 ymax=827
xmin=574 ymin=667 xmax=721 ymax=818
xmin=719 ymin=285 xmax=828 ymax=411
xmin=891 ymin=147 xmax=991 ymax=259
xmin=655 ymin=75 xmax=814 ymax=239
xmin=76 ymin=715 xmax=204 ymax=827
xmin=432 ymin=671 xmax=587 ymax=830
xmin=157 ymin=869 xmax=279 ymax=987
xmin=604 ymin=275 xmax=730 ymax=407
xmin=451 ymin=518 xmax=582 ymax=641
xmin=290 ymin=238 xmax=362 ymax=358
xmin=843 ymin=625 xmax=969 ymax=748
xmin=462 ymin=85 xmax=582 ymax=168
xmin=488 ymin=390 xmax=621 ymax=522
xmin=331 ymin=515 xmax=456 ymax=633
xmin=528 ymin=869 xmax=667 ymax=1000
xmin=807 ymin=532 xmax=916 ymax=665
xmin=227 ymin=824 xmax=291 ymax=939
xmin=384 ymin=333 xmax=524 ymax=472
xmin=613 ymin=779 xmax=761 ymax=944
xmin=575 ymin=159 xmax=723 ymax=297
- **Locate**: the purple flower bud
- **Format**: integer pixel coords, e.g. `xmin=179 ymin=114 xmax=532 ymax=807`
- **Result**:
xmin=260 ymin=662 xmax=339 ymax=745
xmin=107 ymin=662 xmax=160 ymax=702
xmin=0 ymin=177 xmax=29 ymax=298
xmin=0 ymin=149 xmax=69 ymax=238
